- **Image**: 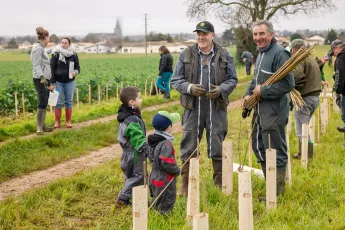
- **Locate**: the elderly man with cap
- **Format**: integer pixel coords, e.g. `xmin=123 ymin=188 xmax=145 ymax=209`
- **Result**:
xmin=329 ymin=40 xmax=345 ymax=133
xmin=171 ymin=21 xmax=238 ymax=196
xmin=241 ymin=50 xmax=253 ymax=75
xmin=290 ymin=39 xmax=321 ymax=160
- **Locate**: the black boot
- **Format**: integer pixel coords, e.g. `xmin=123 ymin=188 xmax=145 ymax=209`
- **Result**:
xmin=277 ymin=165 xmax=287 ymax=196
xmin=212 ymin=159 xmax=222 ymax=189
xmin=164 ymin=92 xmax=170 ymax=99
xmin=308 ymin=142 xmax=314 ymax=159
xmin=337 ymin=126 xmax=345 ymax=133
xmin=160 ymin=88 xmax=166 ymax=94
xmin=293 ymin=139 xmax=302 ymax=159
xmin=178 ymin=161 xmax=189 ymax=197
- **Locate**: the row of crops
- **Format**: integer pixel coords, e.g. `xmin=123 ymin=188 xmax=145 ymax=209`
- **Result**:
xmin=0 ymin=54 xmax=164 ymax=115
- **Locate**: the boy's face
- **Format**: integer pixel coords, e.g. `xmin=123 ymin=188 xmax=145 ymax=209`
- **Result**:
xmin=165 ymin=125 xmax=172 ymax=133
xmin=128 ymin=92 xmax=142 ymax=109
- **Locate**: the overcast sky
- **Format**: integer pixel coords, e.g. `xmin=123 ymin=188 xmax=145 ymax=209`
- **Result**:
xmin=0 ymin=0 xmax=343 ymax=37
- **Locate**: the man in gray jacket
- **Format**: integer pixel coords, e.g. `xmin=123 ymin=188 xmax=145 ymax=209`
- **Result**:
xmin=241 ymin=51 xmax=253 ymax=75
xmin=241 ymin=20 xmax=294 ymax=197
xmin=171 ymin=21 xmax=238 ymax=196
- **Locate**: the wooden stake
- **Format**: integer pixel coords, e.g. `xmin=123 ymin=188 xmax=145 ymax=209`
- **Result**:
xmin=98 ymin=84 xmax=101 ymax=105
xmin=328 ymin=95 xmax=331 ymax=120
xmin=222 ymin=140 xmax=233 ymax=195
xmin=15 ymin=200 xmax=20 ymax=230
xmin=145 ymin=80 xmax=147 ymax=97
xmin=266 ymin=134 xmax=277 ymax=211
xmin=21 ymin=93 xmax=25 ymax=116
xmin=76 ymin=88 xmax=80 ymax=110
xmin=322 ymin=86 xmax=327 ymax=98
xmin=89 ymin=84 xmax=91 ymax=104
xmin=193 ymin=213 xmax=209 ymax=230
xmin=154 ymin=80 xmax=158 ymax=95
xmin=320 ymin=99 xmax=327 ymax=133
xmin=187 ymin=158 xmax=200 ymax=222
xmin=301 ymin=123 xmax=308 ymax=169
xmin=132 ymin=185 xmax=148 ymax=230
xmin=247 ymin=129 xmax=252 ymax=167
xmin=106 ymin=83 xmax=109 ymax=101
xmin=285 ymin=133 xmax=292 ymax=186
xmin=120 ymin=82 xmax=123 ymax=91
xmin=149 ymin=80 xmax=153 ymax=97
xmin=238 ymin=171 xmax=254 ymax=230
xmin=14 ymin=92 xmax=19 ymax=117
xmin=309 ymin=116 xmax=315 ymax=144
xmin=317 ymin=108 xmax=321 ymax=142
xmin=116 ymin=83 xmax=119 ymax=102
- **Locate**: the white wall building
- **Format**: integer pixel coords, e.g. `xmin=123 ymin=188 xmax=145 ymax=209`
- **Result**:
xmin=84 ymin=44 xmax=111 ymax=54
xmin=121 ymin=41 xmax=194 ymax=54
xmin=306 ymin=35 xmax=325 ymax=46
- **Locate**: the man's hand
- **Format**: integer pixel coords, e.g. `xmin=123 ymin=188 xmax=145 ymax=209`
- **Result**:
xmin=206 ymin=84 xmax=221 ymax=100
xmin=40 ymin=75 xmax=48 ymax=86
xmin=322 ymin=81 xmax=328 ymax=86
xmin=241 ymin=95 xmax=251 ymax=110
xmin=253 ymin=85 xmax=261 ymax=98
xmin=191 ymin=84 xmax=206 ymax=97
xmin=72 ymin=71 xmax=76 ymax=77
xmin=49 ymin=85 xmax=56 ymax=91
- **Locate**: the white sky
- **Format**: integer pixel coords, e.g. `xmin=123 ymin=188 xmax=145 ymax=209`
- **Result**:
xmin=0 ymin=0 xmax=343 ymax=36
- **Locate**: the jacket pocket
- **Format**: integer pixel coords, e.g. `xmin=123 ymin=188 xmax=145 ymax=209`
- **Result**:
xmin=152 ymin=179 xmax=165 ymax=187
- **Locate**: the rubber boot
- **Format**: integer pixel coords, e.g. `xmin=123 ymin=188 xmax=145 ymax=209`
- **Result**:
xmin=212 ymin=159 xmax=222 ymax=189
xmin=308 ymin=142 xmax=314 ymax=159
xmin=178 ymin=161 xmax=189 ymax=197
xmin=293 ymin=139 xmax=302 ymax=159
xmin=65 ymin=108 xmax=73 ymax=128
xmin=164 ymin=92 xmax=170 ymax=99
xmin=42 ymin=109 xmax=54 ymax=132
xmin=53 ymin=108 xmax=62 ymax=128
xmin=277 ymin=165 xmax=287 ymax=196
xmin=36 ymin=108 xmax=45 ymax=135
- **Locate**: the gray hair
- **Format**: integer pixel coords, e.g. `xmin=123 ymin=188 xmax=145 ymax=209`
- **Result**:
xmin=291 ymin=39 xmax=305 ymax=50
xmin=252 ymin=20 xmax=274 ymax=33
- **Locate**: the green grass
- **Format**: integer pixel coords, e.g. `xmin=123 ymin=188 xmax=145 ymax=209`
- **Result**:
xmin=1 ymin=104 xmax=345 ymax=229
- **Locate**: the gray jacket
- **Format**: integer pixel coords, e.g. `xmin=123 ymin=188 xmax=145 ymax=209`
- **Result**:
xmin=31 ymin=42 xmax=51 ymax=80
xmin=171 ymin=42 xmax=238 ymax=110
xmin=241 ymin=51 xmax=253 ymax=62
xmin=245 ymin=39 xmax=294 ymax=121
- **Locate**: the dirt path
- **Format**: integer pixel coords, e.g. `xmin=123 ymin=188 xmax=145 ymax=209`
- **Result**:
xmin=0 ymin=98 xmax=243 ymax=201
xmin=0 ymin=100 xmax=180 ymax=147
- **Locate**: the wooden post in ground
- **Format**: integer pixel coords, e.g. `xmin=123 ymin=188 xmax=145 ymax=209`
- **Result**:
xmin=187 ymin=158 xmax=200 ymax=222
xmin=89 ymin=84 xmax=91 ymax=104
xmin=98 ymin=84 xmax=101 ymax=105
xmin=120 ymin=82 xmax=123 ymax=91
xmin=116 ymin=83 xmax=119 ymax=102
xmin=238 ymin=171 xmax=254 ymax=230
xmin=149 ymin=80 xmax=153 ymax=97
xmin=21 ymin=93 xmax=25 ymax=116
xmin=154 ymin=79 xmax=158 ymax=95
xmin=309 ymin=116 xmax=315 ymax=144
xmin=301 ymin=123 xmax=309 ymax=169
xmin=317 ymin=108 xmax=321 ymax=142
xmin=322 ymin=86 xmax=327 ymax=98
xmin=222 ymin=140 xmax=233 ymax=195
xmin=76 ymin=88 xmax=80 ymax=110
xmin=328 ymin=96 xmax=331 ymax=120
xmin=106 ymin=83 xmax=109 ymax=101
xmin=266 ymin=134 xmax=277 ymax=210
xmin=193 ymin=178 xmax=209 ymax=230
xmin=14 ymin=92 xmax=19 ymax=117
xmin=285 ymin=133 xmax=292 ymax=186
xmin=15 ymin=200 xmax=20 ymax=230
xmin=132 ymin=162 xmax=148 ymax=230
xmin=145 ymin=80 xmax=147 ymax=97
xmin=333 ymin=93 xmax=340 ymax=113
xmin=247 ymin=129 xmax=252 ymax=167
xmin=320 ymin=99 xmax=328 ymax=133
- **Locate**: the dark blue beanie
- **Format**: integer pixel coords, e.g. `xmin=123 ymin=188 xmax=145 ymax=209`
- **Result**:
xmin=152 ymin=113 xmax=172 ymax=131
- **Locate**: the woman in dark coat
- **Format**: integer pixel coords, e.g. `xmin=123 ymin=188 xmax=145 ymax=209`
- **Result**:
xmin=156 ymin=46 xmax=173 ymax=99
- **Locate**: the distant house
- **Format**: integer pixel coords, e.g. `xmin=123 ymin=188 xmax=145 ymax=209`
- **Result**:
xmin=84 ymin=44 xmax=111 ymax=54
xmin=73 ymin=43 xmax=94 ymax=53
xmin=121 ymin=41 xmax=194 ymax=54
xmin=18 ymin=41 xmax=32 ymax=50
xmin=306 ymin=35 xmax=325 ymax=46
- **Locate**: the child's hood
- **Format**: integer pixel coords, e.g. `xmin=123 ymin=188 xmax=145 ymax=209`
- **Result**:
xmin=117 ymin=105 xmax=141 ymax=122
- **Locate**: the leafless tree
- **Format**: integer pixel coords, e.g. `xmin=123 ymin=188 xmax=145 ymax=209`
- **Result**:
xmin=187 ymin=0 xmax=336 ymax=28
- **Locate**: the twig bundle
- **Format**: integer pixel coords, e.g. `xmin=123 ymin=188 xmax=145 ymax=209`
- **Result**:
xmin=244 ymin=45 xmax=316 ymax=110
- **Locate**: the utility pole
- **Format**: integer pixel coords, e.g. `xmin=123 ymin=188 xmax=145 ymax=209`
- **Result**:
xmin=145 ymin=13 xmax=148 ymax=56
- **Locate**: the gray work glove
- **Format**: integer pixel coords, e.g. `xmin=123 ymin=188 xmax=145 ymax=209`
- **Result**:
xmin=206 ymin=84 xmax=221 ymax=100
xmin=191 ymin=84 xmax=206 ymax=97
xmin=40 ymin=75 xmax=48 ymax=86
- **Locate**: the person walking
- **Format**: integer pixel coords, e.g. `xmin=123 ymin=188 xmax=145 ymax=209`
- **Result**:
xmin=50 ymin=37 xmax=80 ymax=128
xmin=241 ymin=51 xmax=253 ymax=75
xmin=31 ymin=27 xmax=55 ymax=135
xmin=156 ymin=46 xmax=173 ymax=99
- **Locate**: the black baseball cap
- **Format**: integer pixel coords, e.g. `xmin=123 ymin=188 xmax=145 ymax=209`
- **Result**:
xmin=329 ymin=40 xmax=343 ymax=56
xmin=193 ymin=21 xmax=215 ymax=33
